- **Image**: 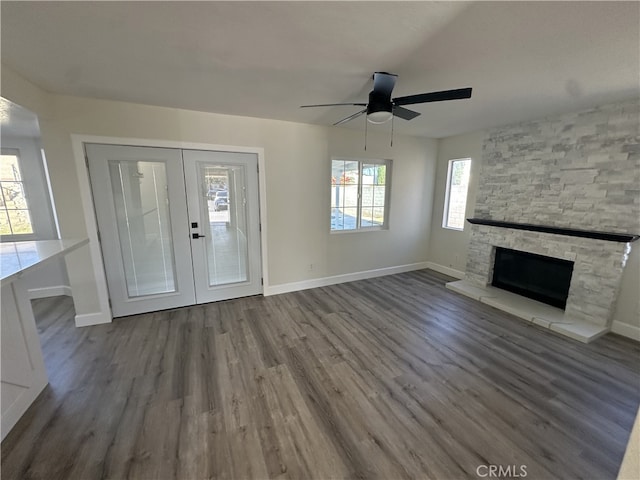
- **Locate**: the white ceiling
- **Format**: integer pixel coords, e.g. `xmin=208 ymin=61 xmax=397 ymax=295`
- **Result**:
xmin=1 ymin=1 xmax=638 ymax=138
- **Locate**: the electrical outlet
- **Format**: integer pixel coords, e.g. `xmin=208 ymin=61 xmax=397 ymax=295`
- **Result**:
xmin=308 ymin=263 xmax=314 ymax=271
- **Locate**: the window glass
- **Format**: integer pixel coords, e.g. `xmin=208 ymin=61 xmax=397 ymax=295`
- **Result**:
xmin=0 ymin=152 xmax=34 ymax=235
xmin=443 ymin=158 xmax=471 ymax=230
xmin=331 ymin=159 xmax=390 ymax=232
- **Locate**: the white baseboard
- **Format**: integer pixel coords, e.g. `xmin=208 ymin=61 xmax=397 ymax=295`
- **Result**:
xmin=75 ymin=311 xmax=112 ymax=327
xmin=28 ymin=286 xmax=112 ymax=327
xmin=28 ymin=285 xmax=73 ymax=299
xmin=264 ymin=261 xmax=430 ymax=296
xmin=424 ymin=262 xmax=465 ymax=279
xmin=611 ymin=320 xmax=640 ymax=342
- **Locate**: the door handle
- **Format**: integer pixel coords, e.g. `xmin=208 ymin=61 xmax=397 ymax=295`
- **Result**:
xmin=192 ymin=233 xmax=206 ymax=239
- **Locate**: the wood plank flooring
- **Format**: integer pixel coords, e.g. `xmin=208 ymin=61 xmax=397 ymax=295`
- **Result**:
xmin=2 ymin=269 xmax=639 ymax=480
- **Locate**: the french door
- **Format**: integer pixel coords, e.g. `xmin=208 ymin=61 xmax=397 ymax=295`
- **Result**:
xmin=86 ymin=144 xmax=262 ymax=318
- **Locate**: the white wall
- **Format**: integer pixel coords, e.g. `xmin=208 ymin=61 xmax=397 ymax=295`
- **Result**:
xmin=321 ymin=128 xmax=436 ymax=280
xmin=428 ymin=129 xmax=640 ymax=340
xmin=2 ymin=65 xmax=438 ymax=321
xmin=612 ymin=246 xmax=640 ymax=340
xmin=427 ymin=131 xmax=484 ymax=275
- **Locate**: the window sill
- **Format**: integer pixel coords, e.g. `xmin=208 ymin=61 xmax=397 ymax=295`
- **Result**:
xmin=1 ymin=234 xmax=38 ymax=243
xmin=330 ymin=226 xmax=388 ymax=235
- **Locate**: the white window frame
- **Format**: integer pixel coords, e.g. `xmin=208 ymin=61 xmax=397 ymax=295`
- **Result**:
xmin=330 ymin=157 xmax=392 ymax=233
xmin=1 ymin=142 xmax=58 ymax=242
xmin=442 ymin=158 xmax=472 ymax=231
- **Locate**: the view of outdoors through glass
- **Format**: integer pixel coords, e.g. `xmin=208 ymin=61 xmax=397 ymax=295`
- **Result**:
xmin=0 ymin=152 xmax=34 ymax=235
xmin=360 ymin=163 xmax=386 ymax=227
xmin=202 ymin=164 xmax=249 ymax=286
xmin=331 ymin=159 xmax=388 ymax=231
xmin=444 ymin=158 xmax=471 ymax=230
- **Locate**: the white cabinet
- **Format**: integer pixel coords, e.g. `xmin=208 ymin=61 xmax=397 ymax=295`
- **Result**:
xmin=0 ymin=238 xmax=88 ymax=439
xmin=1 ymin=279 xmax=48 ymax=439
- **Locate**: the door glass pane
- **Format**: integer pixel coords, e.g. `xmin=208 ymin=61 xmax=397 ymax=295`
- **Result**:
xmin=201 ymin=163 xmax=249 ymax=286
xmin=109 ymin=160 xmax=177 ymax=297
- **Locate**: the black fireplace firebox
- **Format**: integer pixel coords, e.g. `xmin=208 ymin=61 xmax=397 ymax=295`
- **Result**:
xmin=491 ymin=247 xmax=574 ymax=309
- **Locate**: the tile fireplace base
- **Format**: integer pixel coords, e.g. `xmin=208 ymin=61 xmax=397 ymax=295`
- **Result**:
xmin=446 ymin=279 xmax=609 ymax=343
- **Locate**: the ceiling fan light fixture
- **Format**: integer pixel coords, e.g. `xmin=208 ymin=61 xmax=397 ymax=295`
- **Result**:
xmin=367 ymin=110 xmax=393 ymax=124
xmin=300 ymin=72 xmax=472 ymax=130
xmin=366 ymin=89 xmax=393 ymax=124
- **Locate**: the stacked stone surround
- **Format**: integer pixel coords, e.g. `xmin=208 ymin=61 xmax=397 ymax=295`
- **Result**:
xmin=475 ymin=100 xmax=640 ymax=232
xmin=466 ymin=226 xmax=630 ymax=327
xmin=465 ymin=99 xmax=639 ymax=328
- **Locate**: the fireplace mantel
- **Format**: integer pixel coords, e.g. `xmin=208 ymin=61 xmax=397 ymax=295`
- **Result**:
xmin=467 ymin=218 xmax=639 ymax=243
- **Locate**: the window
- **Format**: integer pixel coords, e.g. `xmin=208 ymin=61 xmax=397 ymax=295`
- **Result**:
xmin=331 ymin=158 xmax=391 ymax=231
xmin=443 ymin=158 xmax=471 ymax=230
xmin=0 ymin=150 xmax=34 ymax=236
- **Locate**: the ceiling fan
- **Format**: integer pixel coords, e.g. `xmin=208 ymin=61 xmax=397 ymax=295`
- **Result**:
xmin=301 ymin=72 xmax=472 ymax=126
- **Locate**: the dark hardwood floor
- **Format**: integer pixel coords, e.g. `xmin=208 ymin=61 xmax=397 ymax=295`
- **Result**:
xmin=2 ymin=269 xmax=639 ymax=480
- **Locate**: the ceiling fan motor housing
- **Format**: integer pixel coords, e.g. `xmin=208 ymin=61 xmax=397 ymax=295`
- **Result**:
xmin=367 ymin=90 xmax=393 ymax=116
xmin=367 ymin=90 xmax=394 ymax=123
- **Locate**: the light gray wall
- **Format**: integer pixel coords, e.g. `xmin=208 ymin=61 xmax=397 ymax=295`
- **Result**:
xmin=613 ymin=245 xmax=640 ymax=340
xmin=325 ymin=128 xmax=437 ymax=280
xmin=427 ymin=131 xmax=484 ymax=273
xmin=2 ymin=64 xmax=439 ymax=322
xmin=43 ymin=94 xmax=436 ymax=285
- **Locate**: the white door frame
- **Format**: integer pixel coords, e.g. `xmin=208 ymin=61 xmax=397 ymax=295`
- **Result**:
xmin=70 ymin=134 xmax=269 ymax=324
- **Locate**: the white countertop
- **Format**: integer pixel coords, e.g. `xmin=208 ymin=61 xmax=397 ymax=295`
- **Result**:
xmin=0 ymin=238 xmax=89 ymax=286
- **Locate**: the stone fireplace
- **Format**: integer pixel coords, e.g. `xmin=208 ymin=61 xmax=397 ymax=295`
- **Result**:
xmin=451 ymin=221 xmax=633 ymax=341
xmin=447 ymin=100 xmax=639 ymax=343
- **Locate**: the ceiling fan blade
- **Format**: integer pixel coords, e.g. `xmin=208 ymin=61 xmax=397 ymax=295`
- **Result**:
xmin=300 ymin=102 xmax=367 ymax=108
xmin=373 ymin=72 xmax=397 ymax=97
xmin=393 ymin=106 xmax=421 ymax=121
xmin=394 ymin=87 xmax=472 ymax=106
xmin=333 ymin=109 xmax=367 ymax=126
